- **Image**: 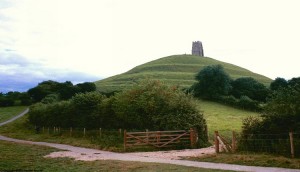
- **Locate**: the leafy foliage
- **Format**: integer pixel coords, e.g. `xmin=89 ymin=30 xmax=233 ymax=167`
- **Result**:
xmin=28 ymin=80 xmax=208 ymax=147
xmin=27 ymin=80 xmax=96 ymax=103
xmin=192 ymin=65 xmax=232 ymax=99
xmin=270 ymin=77 xmax=288 ymax=91
xmin=239 ymin=77 xmax=300 ymax=155
xmin=0 ymin=91 xmax=31 ymax=107
xmin=231 ymin=77 xmax=269 ymax=102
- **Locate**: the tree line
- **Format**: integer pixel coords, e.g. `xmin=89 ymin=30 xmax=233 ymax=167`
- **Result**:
xmin=0 ymin=80 xmax=96 ymax=107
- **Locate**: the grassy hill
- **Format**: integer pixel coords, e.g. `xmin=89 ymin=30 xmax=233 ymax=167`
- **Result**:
xmin=96 ymin=54 xmax=272 ymax=93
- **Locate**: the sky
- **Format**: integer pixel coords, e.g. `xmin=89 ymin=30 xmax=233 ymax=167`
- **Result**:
xmin=1 ymin=0 xmax=300 ymax=92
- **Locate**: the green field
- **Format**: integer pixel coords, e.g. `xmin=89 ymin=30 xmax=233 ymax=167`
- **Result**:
xmin=0 ymin=141 xmax=228 ymax=172
xmin=95 ymin=55 xmax=272 ymax=93
xmin=197 ymin=100 xmax=260 ymax=132
xmin=0 ymin=106 xmax=27 ymax=123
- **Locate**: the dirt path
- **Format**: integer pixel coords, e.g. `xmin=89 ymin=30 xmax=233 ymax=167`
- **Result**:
xmin=1 ymin=109 xmax=300 ymax=172
xmin=0 ymin=108 xmax=29 ymax=127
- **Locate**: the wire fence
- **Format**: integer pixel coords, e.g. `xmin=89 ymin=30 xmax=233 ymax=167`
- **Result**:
xmin=214 ymin=130 xmax=300 ymax=158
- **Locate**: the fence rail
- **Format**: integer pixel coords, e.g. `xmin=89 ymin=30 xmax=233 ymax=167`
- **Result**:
xmin=124 ymin=129 xmax=196 ymax=150
xmin=214 ymin=130 xmax=300 ymax=158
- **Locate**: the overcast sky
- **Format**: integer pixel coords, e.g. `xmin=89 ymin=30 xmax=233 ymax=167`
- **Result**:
xmin=1 ymin=0 xmax=300 ymax=92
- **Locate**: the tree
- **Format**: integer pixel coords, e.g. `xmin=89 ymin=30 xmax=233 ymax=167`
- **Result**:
xmin=28 ymin=80 xmax=60 ymax=102
xmin=76 ymin=82 xmax=96 ymax=93
xmin=58 ymin=81 xmax=77 ymax=100
xmin=231 ymin=77 xmax=270 ymax=102
xmin=192 ymin=65 xmax=232 ymax=99
xmin=270 ymin=77 xmax=288 ymax=91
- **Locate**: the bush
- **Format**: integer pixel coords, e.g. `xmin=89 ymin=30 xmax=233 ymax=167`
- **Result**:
xmin=113 ymin=80 xmax=208 ymax=146
xmin=28 ymin=80 xmax=208 ymax=147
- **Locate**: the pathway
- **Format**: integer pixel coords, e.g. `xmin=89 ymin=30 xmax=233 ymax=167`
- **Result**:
xmin=0 ymin=109 xmax=299 ymax=172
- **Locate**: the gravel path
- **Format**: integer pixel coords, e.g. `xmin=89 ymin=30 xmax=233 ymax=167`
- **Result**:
xmin=1 ymin=109 xmax=300 ymax=172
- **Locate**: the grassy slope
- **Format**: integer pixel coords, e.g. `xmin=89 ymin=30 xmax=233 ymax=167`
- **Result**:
xmin=0 ymin=106 xmax=27 ymax=123
xmin=0 ymin=141 xmax=227 ymax=172
xmin=95 ymin=55 xmax=272 ymax=92
xmin=196 ymin=100 xmax=259 ymax=132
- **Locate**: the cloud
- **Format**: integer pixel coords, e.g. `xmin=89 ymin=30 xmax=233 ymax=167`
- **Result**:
xmin=0 ymin=52 xmax=101 ymax=92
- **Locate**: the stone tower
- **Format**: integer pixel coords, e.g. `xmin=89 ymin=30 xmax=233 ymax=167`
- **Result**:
xmin=192 ymin=41 xmax=204 ymax=56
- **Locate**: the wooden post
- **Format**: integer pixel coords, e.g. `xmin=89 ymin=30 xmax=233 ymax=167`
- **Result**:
xmin=124 ymin=130 xmax=127 ymax=151
xmin=70 ymin=127 xmax=72 ymax=137
xmin=83 ymin=128 xmax=86 ymax=137
xmin=215 ymin=131 xmax=219 ymax=153
xmin=99 ymin=128 xmax=102 ymax=138
xmin=119 ymin=128 xmax=122 ymax=136
xmin=146 ymin=129 xmax=149 ymax=144
xmin=232 ymin=131 xmax=237 ymax=153
xmin=157 ymin=131 xmax=161 ymax=144
xmin=190 ymin=128 xmax=195 ymax=148
xmin=289 ymin=132 xmax=295 ymax=158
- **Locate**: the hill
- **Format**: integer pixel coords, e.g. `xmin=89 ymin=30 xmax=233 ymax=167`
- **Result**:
xmin=95 ymin=55 xmax=272 ymax=92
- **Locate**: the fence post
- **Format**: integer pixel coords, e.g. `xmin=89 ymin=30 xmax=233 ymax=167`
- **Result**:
xmin=289 ymin=132 xmax=295 ymax=158
xmin=232 ymin=131 xmax=237 ymax=153
xmin=119 ymin=128 xmax=122 ymax=137
xmin=215 ymin=131 xmax=219 ymax=153
xmin=190 ymin=128 xmax=195 ymax=148
xmin=83 ymin=128 xmax=86 ymax=137
xmin=70 ymin=127 xmax=72 ymax=137
xmin=146 ymin=129 xmax=149 ymax=144
xmin=124 ymin=130 xmax=127 ymax=151
xmin=99 ymin=128 xmax=102 ymax=138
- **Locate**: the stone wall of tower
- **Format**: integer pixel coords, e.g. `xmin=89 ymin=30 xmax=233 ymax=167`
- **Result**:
xmin=192 ymin=41 xmax=204 ymax=56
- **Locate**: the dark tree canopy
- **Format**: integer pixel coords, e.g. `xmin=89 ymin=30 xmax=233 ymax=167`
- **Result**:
xmin=270 ymin=77 xmax=288 ymax=91
xmin=27 ymin=80 xmax=97 ymax=102
xmin=192 ymin=65 xmax=232 ymax=100
xmin=231 ymin=77 xmax=269 ymax=102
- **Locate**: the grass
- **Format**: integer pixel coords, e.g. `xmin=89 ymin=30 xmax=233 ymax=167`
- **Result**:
xmin=196 ymin=99 xmax=260 ymax=134
xmin=95 ymin=55 xmax=272 ymax=93
xmin=0 ymin=106 xmax=27 ymax=123
xmin=0 ymin=141 xmax=230 ymax=172
xmin=187 ymin=153 xmax=300 ymax=169
xmin=0 ymin=113 xmax=125 ymax=152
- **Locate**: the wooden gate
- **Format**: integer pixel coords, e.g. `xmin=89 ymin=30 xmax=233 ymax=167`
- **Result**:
xmin=124 ymin=129 xmax=196 ymax=150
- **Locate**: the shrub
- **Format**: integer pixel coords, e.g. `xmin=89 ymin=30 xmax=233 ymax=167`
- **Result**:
xmin=113 ymin=80 xmax=208 ymax=146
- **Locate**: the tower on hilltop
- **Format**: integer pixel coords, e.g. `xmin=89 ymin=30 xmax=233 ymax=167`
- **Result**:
xmin=192 ymin=41 xmax=204 ymax=56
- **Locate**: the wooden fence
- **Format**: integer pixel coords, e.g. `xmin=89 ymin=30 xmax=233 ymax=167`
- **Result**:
xmin=214 ymin=131 xmax=298 ymax=158
xmin=124 ymin=129 xmax=196 ymax=150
